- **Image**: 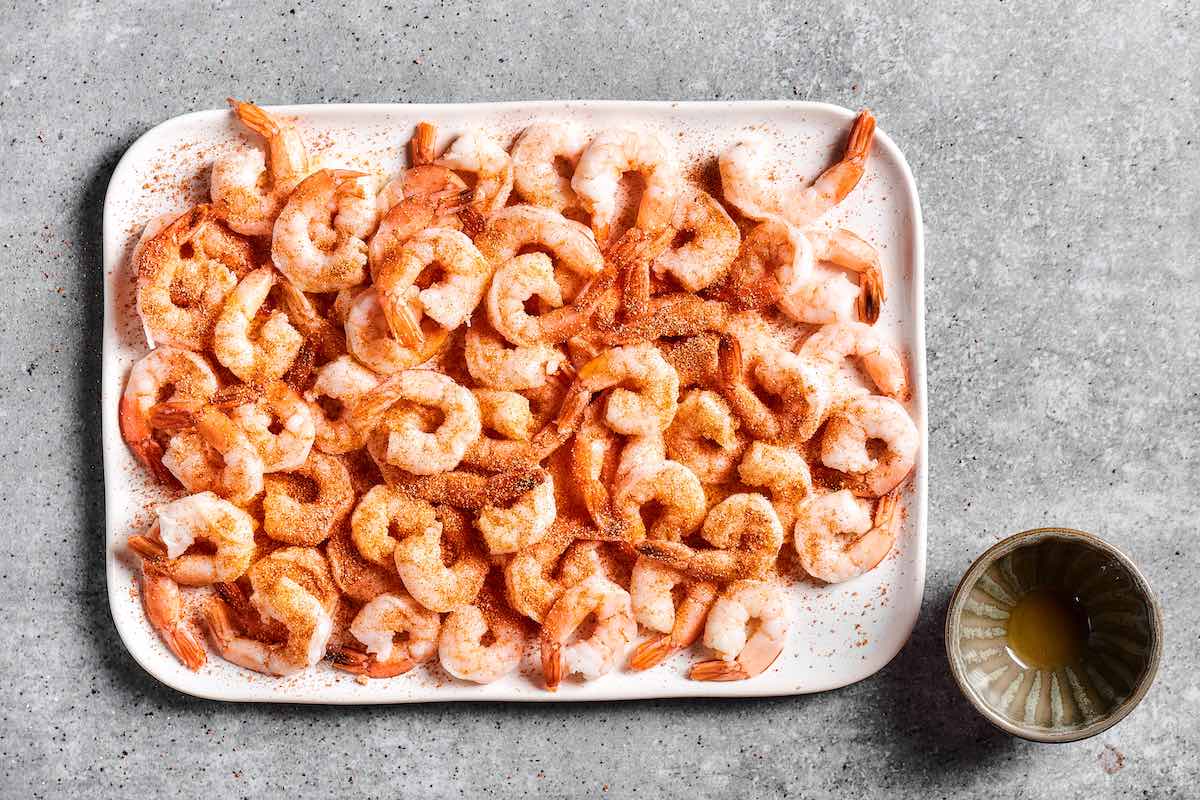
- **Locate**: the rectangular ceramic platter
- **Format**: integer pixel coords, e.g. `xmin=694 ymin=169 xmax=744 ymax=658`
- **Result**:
xmin=103 ymin=100 xmax=927 ymax=703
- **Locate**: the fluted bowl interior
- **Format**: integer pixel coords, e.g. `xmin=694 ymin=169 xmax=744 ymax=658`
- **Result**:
xmin=946 ymin=528 xmax=1161 ymax=742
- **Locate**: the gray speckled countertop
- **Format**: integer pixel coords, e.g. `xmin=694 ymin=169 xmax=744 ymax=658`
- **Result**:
xmin=1 ymin=1 xmax=1196 ymax=797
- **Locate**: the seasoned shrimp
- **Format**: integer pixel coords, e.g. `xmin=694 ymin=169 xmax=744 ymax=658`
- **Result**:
xmin=127 ymin=492 xmax=256 ymax=585
xmin=393 ymin=505 xmax=488 ymax=612
xmin=511 ymin=121 xmax=588 ymax=212
xmin=612 ymin=456 xmax=706 ymax=544
xmin=627 ymin=558 xmax=717 ymax=671
xmin=504 ymin=519 xmax=599 ymax=622
xmin=540 ymin=574 xmax=636 ymax=690
xmin=211 ymin=99 xmax=310 ymax=236
xmin=135 ymin=205 xmax=256 ymax=350
xmin=717 ymin=334 xmax=829 ymax=443
xmin=370 ymin=164 xmax=469 ymax=278
xmin=798 ymin=322 xmax=908 ymax=399
xmin=189 ymin=404 xmax=266 ymax=505
xmin=664 ymin=389 xmax=745 ymax=484
xmin=637 ymin=492 xmax=784 ymax=581
xmin=474 ymin=389 xmax=534 ymax=441
xmin=720 ymin=109 xmax=875 ymax=228
xmin=350 ymin=485 xmax=442 ymax=565
xmin=375 ymin=227 xmax=491 ymax=345
xmin=348 ymin=369 xmax=481 ymax=475
xmin=476 ymin=472 xmax=556 ymax=554
xmin=464 ymin=312 xmax=566 ymax=390
xmin=690 ymin=580 xmax=789 ymax=681
xmin=737 ymin=441 xmax=813 ymax=531
xmin=230 ymin=381 xmax=315 ymax=472
xmin=437 ymin=128 xmax=514 ymax=216
xmin=274 ymin=279 xmax=348 ymax=364
xmin=305 ymin=355 xmax=380 ymax=454
xmin=795 ymin=491 xmax=899 ymax=583
xmin=329 ymin=592 xmax=440 ymax=678
xmin=212 ymin=267 xmax=303 ymax=384
xmin=571 ymin=343 xmax=680 ymax=436
xmin=262 ymin=451 xmax=355 ymax=546
xmin=345 ymin=289 xmax=449 ymax=375
xmin=204 ymin=547 xmax=339 ymax=676
xmin=272 ymin=169 xmax=378 ymax=292
xmin=819 ymin=395 xmax=918 ymax=497
xmin=475 ymin=205 xmax=604 ymax=295
xmin=486 ymin=252 xmax=593 ymax=347
xmin=120 ymin=347 xmax=218 ymax=483
xmin=325 ymin=523 xmax=403 ymax=603
xmin=439 ymin=590 xmax=526 ymax=684
xmin=569 ymin=402 xmax=622 ymax=536
xmin=778 ymin=228 xmax=885 ymax=326
xmin=137 ymin=559 xmax=207 ymax=671
xmin=571 ymin=128 xmax=681 ymax=246
xmin=651 ymin=187 xmax=740 ymax=291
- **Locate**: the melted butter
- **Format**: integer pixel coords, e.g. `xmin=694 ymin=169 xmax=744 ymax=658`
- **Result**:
xmin=1005 ymin=588 xmax=1091 ymax=671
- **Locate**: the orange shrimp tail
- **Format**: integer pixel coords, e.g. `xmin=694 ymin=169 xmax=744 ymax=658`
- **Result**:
xmin=856 ymin=266 xmax=885 ymax=325
xmin=201 ymin=596 xmax=237 ymax=650
xmin=458 ymin=206 xmax=486 ymax=238
xmin=628 ymin=634 xmax=674 ymax=671
xmin=845 ymin=109 xmax=877 ymax=162
xmin=689 ymin=658 xmax=751 ymax=682
xmin=326 ymin=645 xmax=415 ymax=678
xmin=227 ymin=98 xmax=280 ymax=137
xmin=128 ymin=534 xmax=167 ymax=560
xmin=410 ymin=121 xmax=438 ymax=166
xmin=383 ymin=299 xmax=426 ymax=348
xmin=715 ymin=334 xmax=743 ymax=390
xmin=164 ymin=626 xmax=208 ymax=671
xmin=146 ymin=400 xmax=198 ymax=432
xmin=541 ymin=639 xmax=563 ymax=691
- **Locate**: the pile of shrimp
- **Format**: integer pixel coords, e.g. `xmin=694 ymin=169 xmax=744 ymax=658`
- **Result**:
xmin=120 ymin=99 xmax=917 ymax=690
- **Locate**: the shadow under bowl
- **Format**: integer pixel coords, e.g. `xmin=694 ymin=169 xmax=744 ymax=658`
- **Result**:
xmin=945 ymin=527 xmax=1162 ymax=743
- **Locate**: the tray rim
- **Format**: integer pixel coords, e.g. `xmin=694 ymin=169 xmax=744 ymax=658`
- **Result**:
xmin=102 ymin=98 xmax=928 ymax=703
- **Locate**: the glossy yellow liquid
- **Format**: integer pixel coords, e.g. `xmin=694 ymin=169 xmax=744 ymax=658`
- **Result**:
xmin=1005 ymin=588 xmax=1091 ymax=670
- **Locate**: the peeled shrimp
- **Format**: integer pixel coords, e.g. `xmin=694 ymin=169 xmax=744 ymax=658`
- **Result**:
xmin=627 ymin=557 xmax=717 ymax=671
xmin=511 ymin=121 xmax=588 ymax=212
xmin=795 ymin=491 xmax=899 ymax=583
xmin=230 ymin=381 xmax=315 ymax=472
xmin=262 ymin=451 xmax=355 ymax=546
xmin=571 ymin=343 xmax=680 ymax=436
xmin=394 ymin=504 xmax=488 ymax=613
xmin=637 ymin=492 xmax=784 ymax=582
xmin=504 ymin=519 xmax=596 ymax=623
xmin=305 ymin=355 xmax=380 ymax=454
xmin=345 ymin=288 xmax=449 ymax=375
xmin=325 ymin=523 xmax=403 ymax=603
xmin=717 ymin=333 xmax=829 ymax=444
xmin=475 ymin=472 xmax=556 ymax=554
xmin=475 ymin=205 xmax=604 ymax=294
xmin=437 ymin=128 xmax=514 ymax=216
xmin=212 ymin=267 xmax=304 ymax=385
xmin=191 ymin=404 xmax=266 ymax=505
xmin=651 ymin=187 xmax=740 ymax=291
xmin=690 ymin=580 xmax=789 ymax=681
xmin=474 ymin=389 xmax=534 ymax=441
xmin=370 ymin=163 xmax=469 ymax=278
xmin=737 ymin=441 xmax=813 ymax=531
xmin=540 ymin=574 xmax=636 ymax=690
xmin=779 ymin=228 xmax=885 ymax=326
xmin=138 ymin=558 xmax=207 ymax=670
xmin=571 ymin=128 xmax=680 ymax=246
xmin=330 ymin=592 xmax=440 ymax=678
xmin=819 ymin=395 xmax=918 ymax=497
xmin=486 ymin=252 xmax=591 ymax=347
xmin=664 ymin=389 xmax=745 ymax=484
xmin=127 ymin=492 xmax=256 ymax=585
xmin=612 ymin=455 xmax=706 ymax=544
xmin=798 ymin=322 xmax=908 ymax=399
xmin=135 ymin=205 xmax=255 ymax=350
xmin=272 ymin=169 xmax=378 ymax=292
xmin=350 ymin=485 xmax=442 ymax=566
xmin=464 ymin=312 xmax=566 ymax=390
xmin=439 ymin=593 xmax=526 ymax=684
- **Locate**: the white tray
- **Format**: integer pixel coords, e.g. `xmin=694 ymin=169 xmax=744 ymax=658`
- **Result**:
xmin=102 ymin=100 xmax=927 ymax=703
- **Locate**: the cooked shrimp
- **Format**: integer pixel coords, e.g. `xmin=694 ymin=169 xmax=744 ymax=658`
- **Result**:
xmin=571 ymin=128 xmax=680 ymax=246
xmin=571 ymin=343 xmax=680 ymax=436
xmin=597 ymin=291 xmax=732 ymax=347
xmin=637 ymin=492 xmax=784 ymax=582
xmin=262 ymin=451 xmax=355 ymax=546
xmin=627 ymin=558 xmax=717 ymax=671
xmin=272 ymin=169 xmax=377 ymax=292
xmin=135 ymin=205 xmax=255 ymax=350
xmin=329 ymin=592 xmax=440 ymax=678
xmin=716 ymin=333 xmax=829 ymax=443
xmin=464 ymin=312 xmax=566 ymax=390
xmin=651 ymin=187 xmax=740 ymax=291
xmin=690 ymin=580 xmax=789 ymax=681
xmin=795 ymin=491 xmax=899 ymax=583
xmin=819 ymin=395 xmax=918 ymax=497
xmin=127 ymin=492 xmax=256 ymax=585
xmin=664 ymin=389 xmax=745 ymax=484
xmin=569 ymin=402 xmax=622 ymax=536
xmin=204 ymin=546 xmax=339 ymax=676
xmin=230 ymin=381 xmax=315 ymax=472
xmin=504 ymin=518 xmax=598 ymax=623
xmin=720 ymin=109 xmax=875 ymax=228
xmin=160 ymin=431 xmax=223 ymax=494
xmin=485 ymin=252 xmax=594 ymax=347
xmin=476 ymin=472 xmax=556 ymax=554
xmin=305 ymin=355 xmax=380 ymax=454
xmin=211 ymin=99 xmax=309 ymax=236
xmin=370 ymin=164 xmax=469 ymax=278
xmin=612 ymin=456 xmax=706 ymax=544
xmin=350 ymin=485 xmax=442 ymax=565
xmin=540 ymin=574 xmax=636 ymax=690
xmin=798 ymin=322 xmax=908 ymax=399
xmin=658 ymin=333 xmax=721 ymax=388
xmin=511 ymin=121 xmax=588 ymax=212
xmin=392 ymin=504 xmax=488 ymax=612
xmin=778 ymin=228 xmax=885 ymax=326
xmin=120 ymin=347 xmax=218 ymax=483
xmin=737 ymin=441 xmax=813 ymax=531
xmin=375 ymin=227 xmax=491 ymax=345
xmin=439 ymin=591 xmax=526 ymax=684
xmin=188 ymin=404 xmax=266 ymax=505
xmin=437 ymin=128 xmax=514 ymax=216
xmin=274 ymin=279 xmax=348 ymax=364
xmin=137 ymin=559 xmax=207 ymax=671
xmin=348 ymin=369 xmax=481 ymax=475
xmin=474 ymin=389 xmax=534 ymax=441
xmin=344 ymin=288 xmax=449 ymax=375
xmin=211 ymin=267 xmax=303 ymax=384
xmin=475 ymin=205 xmax=604 ymax=295
xmin=324 ymin=523 xmax=403 ymax=603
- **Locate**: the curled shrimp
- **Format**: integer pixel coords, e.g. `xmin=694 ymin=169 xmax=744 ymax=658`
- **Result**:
xmin=474 ymin=389 xmax=534 ymax=441
xmin=371 ymin=169 xmax=469 ymax=275
xmin=651 ymin=186 xmax=740 ymax=291
xmin=569 ymin=402 xmax=622 ymax=536
xmin=211 ymin=99 xmax=310 ymax=236
xmin=183 ymin=403 xmax=266 ymax=505
xmin=737 ymin=441 xmax=813 ymax=532
xmin=204 ymin=546 xmax=340 ymax=676
xmin=350 ymin=484 xmax=442 ymax=566
xmin=137 ymin=558 xmax=207 ymax=671
xmin=571 ymin=128 xmax=680 ymax=246
xmin=664 ymin=389 xmax=745 ymax=484
xmin=274 ymin=279 xmax=348 ymax=364
xmin=612 ymin=453 xmax=706 ymax=544
xmin=717 ymin=334 xmax=829 ymax=444
xmin=627 ymin=558 xmax=717 ymax=671
xmin=485 ymin=252 xmax=595 ymax=347
xmin=345 ymin=288 xmax=449 ymax=375
xmin=329 ymin=592 xmax=440 ymax=678
xmin=570 ymin=343 xmax=680 ymax=437
xmin=305 ymin=355 xmax=380 ymax=454
xmin=230 ymin=381 xmax=315 ymax=472
xmin=439 ymin=589 xmax=527 ymax=684
xmin=637 ymin=492 xmax=784 ymax=582
xmin=720 ymin=109 xmax=875 ymax=228
xmin=394 ymin=504 xmax=488 ymax=613
xmin=120 ymin=347 xmax=218 ymax=483
xmin=127 ymin=492 xmax=256 ymax=586
xmin=272 ymin=169 xmax=378 ymax=292
xmin=348 ymin=369 xmax=481 ymax=475
xmin=135 ymin=205 xmax=256 ymax=350
xmin=798 ymin=322 xmax=908 ymax=399
xmin=511 ymin=121 xmax=588 ymax=212
xmin=819 ymin=395 xmax=918 ymax=497
xmin=213 ymin=267 xmax=305 ymax=385
xmin=475 ymin=471 xmax=556 ymax=554
xmin=778 ymin=228 xmax=885 ymax=326
xmin=375 ymin=227 xmax=491 ymax=346
xmin=262 ymin=451 xmax=355 ymax=546
xmin=464 ymin=311 xmax=566 ymax=390
xmin=690 ymin=579 xmax=789 ymax=681
xmin=504 ymin=518 xmax=598 ymax=623
xmin=795 ymin=491 xmax=899 ymax=583
xmin=540 ymin=574 xmax=636 ymax=690
xmin=436 ymin=128 xmax=514 ymax=216
xmin=325 ymin=523 xmax=403 ymax=603
xmin=475 ymin=205 xmax=604 ymax=297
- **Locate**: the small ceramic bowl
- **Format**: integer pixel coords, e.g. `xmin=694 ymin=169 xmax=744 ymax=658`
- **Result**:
xmin=945 ymin=527 xmax=1162 ymax=742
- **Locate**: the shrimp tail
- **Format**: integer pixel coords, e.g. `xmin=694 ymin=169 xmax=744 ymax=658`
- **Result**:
xmin=411 ymin=121 xmax=438 ymax=166
xmin=541 ymin=638 xmax=564 ymax=691
xmin=164 ymin=626 xmax=208 ymax=671
xmin=857 ymin=264 xmax=885 ymax=325
xmin=628 ymin=633 xmax=674 ymax=671
xmin=201 ymin=596 xmax=238 ymax=650
xmin=689 ymin=658 xmax=752 ymax=681
xmin=327 ymin=645 xmax=417 ymax=678
xmin=128 ymin=534 xmax=167 ymax=560
xmin=382 ymin=296 xmax=426 ymax=348
xmin=227 ymin=98 xmax=280 ymax=137
xmin=845 ymin=109 xmax=877 ymax=163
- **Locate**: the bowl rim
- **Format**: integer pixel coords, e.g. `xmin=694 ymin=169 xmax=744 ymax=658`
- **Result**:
xmin=944 ymin=526 xmax=1163 ymax=743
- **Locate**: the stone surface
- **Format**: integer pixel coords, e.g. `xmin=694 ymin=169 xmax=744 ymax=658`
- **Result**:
xmin=0 ymin=1 xmax=1196 ymax=797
